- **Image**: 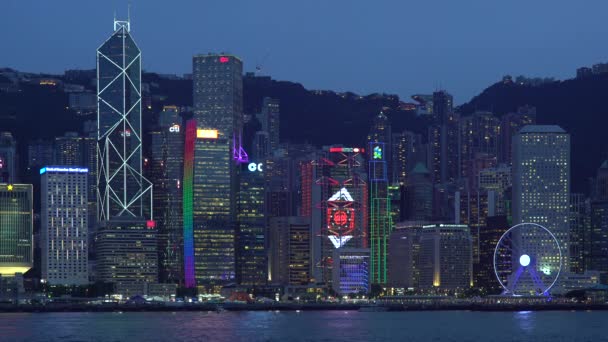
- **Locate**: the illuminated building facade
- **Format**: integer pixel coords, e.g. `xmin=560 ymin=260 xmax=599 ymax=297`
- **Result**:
xmin=459 ymin=112 xmax=500 ymax=182
xmin=419 ymin=223 xmax=472 ymax=290
xmin=404 ymin=163 xmax=433 ymax=221
xmin=96 ymin=217 xmax=158 ymax=296
xmin=149 ymin=106 xmax=184 ymax=283
xmin=588 ymin=200 xmax=608 ymax=283
xmin=331 ymin=248 xmax=370 ymax=295
xmin=499 ymin=106 xmax=536 ymax=165
xmin=569 ymin=193 xmax=589 ymax=274
xmin=41 ymin=167 xmax=88 ymax=285
xmin=477 ymin=215 xmax=509 ymax=291
xmin=512 ymin=125 xmax=570 ymax=273
xmin=268 ymin=216 xmax=311 ymax=285
xmin=428 ymin=91 xmax=459 ymax=185
xmin=369 ymin=141 xmax=392 ymax=285
xmin=95 ymin=18 xmax=156 ymax=293
xmin=236 ymin=161 xmax=267 ymax=285
xmin=183 ymin=119 xmax=196 ymax=287
xmin=96 ymin=18 xmax=152 ymax=221
xmin=54 ymin=132 xmax=97 ymax=261
xmin=27 ymin=139 xmax=54 ymax=171
xmin=387 ymin=222 xmax=425 ymax=289
xmin=478 ymin=164 xmax=511 ymax=216
xmin=190 ymin=54 xmax=243 ymax=290
xmin=311 ymin=146 xmax=367 ymax=284
xmin=0 ymin=132 xmax=17 ymax=183
xmin=0 ymin=184 xmax=33 ymax=276
xmin=391 ymin=130 xmax=419 ymax=186
xmin=258 ymin=97 xmax=280 ymax=152
xmin=455 ymin=189 xmax=496 ymax=281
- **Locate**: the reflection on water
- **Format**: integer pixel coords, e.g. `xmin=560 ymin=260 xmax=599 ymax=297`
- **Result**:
xmin=514 ymin=310 xmax=535 ymax=333
xmin=0 ymin=311 xmax=607 ymax=342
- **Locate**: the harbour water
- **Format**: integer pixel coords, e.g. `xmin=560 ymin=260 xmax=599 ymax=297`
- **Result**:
xmin=0 ymin=310 xmax=607 ymax=341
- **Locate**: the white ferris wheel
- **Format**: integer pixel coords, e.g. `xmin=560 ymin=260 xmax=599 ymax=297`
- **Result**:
xmin=493 ymin=222 xmax=563 ymax=296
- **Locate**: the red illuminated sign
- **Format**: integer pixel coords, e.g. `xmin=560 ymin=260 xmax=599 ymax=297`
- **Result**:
xmin=146 ymin=220 xmax=156 ymax=228
xmin=219 ymin=56 xmax=229 ymax=63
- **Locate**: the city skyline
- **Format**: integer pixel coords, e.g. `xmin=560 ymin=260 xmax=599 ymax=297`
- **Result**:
xmin=4 ymin=1 xmax=608 ymax=102
xmin=1 ymin=3 xmax=608 ymax=320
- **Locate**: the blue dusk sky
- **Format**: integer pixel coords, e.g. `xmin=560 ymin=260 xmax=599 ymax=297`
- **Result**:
xmin=2 ymin=0 xmax=607 ymax=103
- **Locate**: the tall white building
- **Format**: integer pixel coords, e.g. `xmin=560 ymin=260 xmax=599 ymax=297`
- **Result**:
xmin=512 ymin=125 xmax=570 ymax=272
xmin=41 ymin=166 xmax=89 ymax=285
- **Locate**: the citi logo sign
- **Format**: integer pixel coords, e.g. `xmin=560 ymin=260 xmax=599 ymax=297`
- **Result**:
xmin=169 ymin=124 xmax=180 ymax=133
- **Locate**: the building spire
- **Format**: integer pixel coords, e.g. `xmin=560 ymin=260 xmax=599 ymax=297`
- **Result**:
xmin=113 ymin=7 xmax=131 ymax=32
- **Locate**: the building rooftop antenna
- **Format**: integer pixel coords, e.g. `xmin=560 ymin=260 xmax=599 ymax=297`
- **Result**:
xmin=113 ymin=5 xmax=131 ymax=32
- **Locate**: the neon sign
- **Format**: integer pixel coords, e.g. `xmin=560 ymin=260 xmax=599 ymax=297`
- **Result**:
xmin=169 ymin=124 xmax=180 ymax=133
xmin=247 ymin=162 xmax=263 ymax=172
xmin=40 ymin=167 xmax=89 ymax=174
xmin=219 ymin=56 xmax=229 ymax=63
xmin=146 ymin=220 xmax=156 ymax=228
xmin=197 ymin=129 xmax=218 ymax=139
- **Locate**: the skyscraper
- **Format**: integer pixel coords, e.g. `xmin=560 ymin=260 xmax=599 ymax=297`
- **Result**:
xmin=96 ymin=17 xmax=152 ymax=221
xmin=54 ymin=132 xmax=97 ymax=257
xmin=428 ymin=91 xmax=459 ymax=185
xmin=96 ymin=217 xmax=158 ymax=296
xmin=569 ymin=193 xmax=589 ymax=274
xmin=512 ymin=125 xmax=570 ymax=273
xmin=369 ymin=141 xmax=392 ymax=285
xmin=268 ymin=216 xmax=311 ymax=285
xmin=236 ymin=161 xmax=267 ymax=285
xmin=0 ymin=132 xmax=17 ymax=183
xmin=27 ymin=140 xmax=54 ymax=171
xmin=311 ymin=146 xmax=368 ymax=285
xmin=95 ymin=18 xmax=156 ymax=294
xmin=258 ymin=97 xmax=280 ymax=152
xmin=404 ymin=163 xmax=433 ymax=221
xmin=459 ymin=112 xmax=500 ymax=183
xmin=190 ymin=54 xmax=243 ymax=290
xmin=418 ymin=223 xmax=472 ymax=290
xmin=391 ymin=130 xmax=420 ymax=186
xmin=499 ymin=106 xmax=536 ymax=165
xmin=41 ymin=167 xmax=88 ymax=285
xmin=150 ymin=106 xmax=184 ymax=284
xmin=387 ymin=222 xmax=424 ymax=289
xmin=55 ymin=132 xmax=83 ymax=166
xmin=0 ymin=184 xmax=33 ymax=276
xmin=477 ymin=215 xmax=510 ymax=292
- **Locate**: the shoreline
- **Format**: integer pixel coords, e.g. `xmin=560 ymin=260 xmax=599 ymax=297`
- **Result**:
xmin=0 ymin=303 xmax=606 ymax=313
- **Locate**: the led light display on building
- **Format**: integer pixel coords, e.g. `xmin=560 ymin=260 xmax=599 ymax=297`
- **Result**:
xmin=373 ymin=145 xmax=383 ymax=160
xmin=40 ymin=167 xmax=89 ymax=175
xmin=369 ymin=141 xmax=392 ymax=285
xmin=183 ymin=119 xmax=197 ymax=288
xmin=196 ymin=129 xmax=218 ymax=139
xmin=327 ymin=188 xmax=356 ymax=249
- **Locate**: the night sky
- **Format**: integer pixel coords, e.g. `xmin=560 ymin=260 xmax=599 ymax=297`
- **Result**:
xmin=2 ymin=0 xmax=608 ymax=103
